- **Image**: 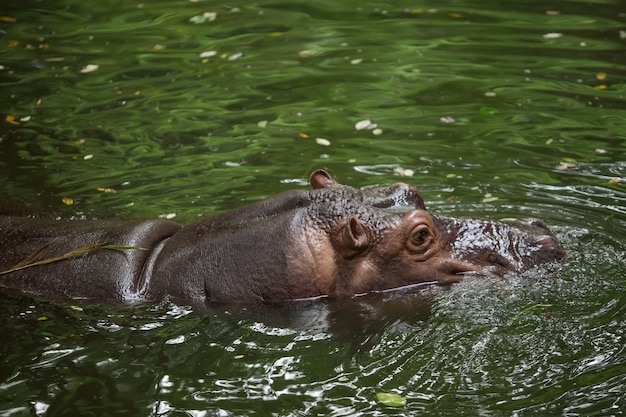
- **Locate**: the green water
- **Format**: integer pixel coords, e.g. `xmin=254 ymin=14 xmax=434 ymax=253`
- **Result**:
xmin=1 ymin=0 xmax=625 ymax=415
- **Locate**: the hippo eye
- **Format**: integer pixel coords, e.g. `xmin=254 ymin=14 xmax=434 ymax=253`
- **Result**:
xmin=413 ymin=230 xmax=429 ymax=245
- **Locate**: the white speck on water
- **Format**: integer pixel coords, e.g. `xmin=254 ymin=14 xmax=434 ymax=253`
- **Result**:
xmin=355 ymin=119 xmax=377 ymax=130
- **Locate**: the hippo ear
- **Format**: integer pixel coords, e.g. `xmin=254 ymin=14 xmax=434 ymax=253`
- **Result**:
xmin=335 ymin=216 xmax=370 ymax=258
xmin=310 ymin=169 xmax=340 ymax=189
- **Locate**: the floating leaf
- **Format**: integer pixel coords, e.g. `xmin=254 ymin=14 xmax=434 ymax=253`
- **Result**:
xmin=376 ymin=392 xmax=406 ymax=407
xmin=480 ymin=106 xmax=498 ymax=116
xmin=62 ymin=197 xmax=73 ymax=205
xmin=199 ymin=50 xmax=217 ymax=58
xmin=355 ymin=119 xmax=377 ymax=130
xmin=315 ymin=138 xmax=331 ymax=146
xmin=189 ymin=12 xmax=216 ymax=24
xmin=80 ymin=64 xmax=99 ymax=73
xmin=5 ymin=114 xmax=19 ymax=125
xmin=394 ymin=167 xmax=414 ymax=177
xmin=96 ymin=187 xmax=117 ymax=193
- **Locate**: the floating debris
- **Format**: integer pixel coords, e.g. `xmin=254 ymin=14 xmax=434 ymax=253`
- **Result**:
xmin=355 ymin=119 xmax=377 ymax=130
xmin=84 ymin=154 xmax=94 ymax=160
xmin=315 ymin=138 xmax=331 ymax=146
xmin=158 ymin=213 xmax=176 ymax=220
xmin=227 ymin=52 xmax=243 ymax=61
xmin=376 ymin=392 xmax=406 ymax=407
xmin=440 ymin=116 xmax=455 ymax=124
xmin=96 ymin=187 xmax=117 ymax=194
xmin=80 ymin=64 xmax=99 ymax=73
xmin=62 ymin=197 xmax=74 ymax=205
xmin=542 ymin=33 xmax=562 ymax=39
xmin=394 ymin=167 xmax=414 ymax=177
xmin=5 ymin=115 xmax=19 ymax=125
xmin=189 ymin=12 xmax=216 ymax=24
xmin=199 ymin=50 xmax=217 ymax=58
xmin=482 ymin=193 xmax=499 ymax=203
xmin=555 ymin=159 xmax=576 ymax=170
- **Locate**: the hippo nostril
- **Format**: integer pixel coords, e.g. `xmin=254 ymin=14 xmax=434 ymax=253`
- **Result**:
xmin=533 ymin=235 xmax=556 ymax=246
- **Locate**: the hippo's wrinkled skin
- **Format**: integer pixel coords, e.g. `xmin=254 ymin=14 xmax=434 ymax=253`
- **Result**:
xmin=0 ymin=170 xmax=564 ymax=303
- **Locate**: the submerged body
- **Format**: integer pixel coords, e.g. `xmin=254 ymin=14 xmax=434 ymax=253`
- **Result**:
xmin=0 ymin=170 xmax=564 ymax=303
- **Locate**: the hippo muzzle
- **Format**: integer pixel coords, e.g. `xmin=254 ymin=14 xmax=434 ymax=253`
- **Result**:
xmin=432 ymin=215 xmax=565 ymax=280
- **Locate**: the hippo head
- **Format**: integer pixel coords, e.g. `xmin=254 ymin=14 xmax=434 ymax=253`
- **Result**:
xmin=151 ymin=169 xmax=565 ymax=303
xmin=305 ymin=170 xmax=564 ymax=296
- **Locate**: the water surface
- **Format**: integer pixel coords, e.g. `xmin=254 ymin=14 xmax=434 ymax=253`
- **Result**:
xmin=1 ymin=0 xmax=625 ymax=415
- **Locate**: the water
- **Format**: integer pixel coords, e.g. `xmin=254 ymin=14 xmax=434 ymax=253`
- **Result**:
xmin=1 ymin=0 xmax=625 ymax=415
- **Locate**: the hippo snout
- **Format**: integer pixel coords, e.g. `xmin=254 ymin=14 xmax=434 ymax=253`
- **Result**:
xmin=434 ymin=215 xmax=565 ymax=277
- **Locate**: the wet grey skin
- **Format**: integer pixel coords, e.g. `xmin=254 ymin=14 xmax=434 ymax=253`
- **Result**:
xmin=0 ymin=170 xmax=564 ymax=304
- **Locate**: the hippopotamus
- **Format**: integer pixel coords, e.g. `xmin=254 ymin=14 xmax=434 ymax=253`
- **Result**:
xmin=0 ymin=170 xmax=564 ymax=304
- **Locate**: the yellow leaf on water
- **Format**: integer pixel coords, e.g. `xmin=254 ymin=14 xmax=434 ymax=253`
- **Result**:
xmin=376 ymin=392 xmax=406 ymax=407
xmin=596 ymin=72 xmax=606 ymax=80
xmin=37 ymin=316 xmax=48 ymax=321
xmin=5 ymin=115 xmax=19 ymax=125
xmin=62 ymin=197 xmax=73 ymax=205
xmin=0 ymin=16 xmax=16 ymax=22
xmin=8 ymin=40 xmax=19 ymax=47
xmin=97 ymin=187 xmax=117 ymax=193
xmin=593 ymin=84 xmax=607 ymax=90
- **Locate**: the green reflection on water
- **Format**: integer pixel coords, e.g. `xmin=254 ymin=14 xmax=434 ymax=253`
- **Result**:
xmin=0 ymin=0 xmax=625 ymax=415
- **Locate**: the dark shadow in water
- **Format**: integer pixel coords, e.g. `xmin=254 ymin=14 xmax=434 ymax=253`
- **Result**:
xmin=191 ymin=283 xmax=441 ymax=347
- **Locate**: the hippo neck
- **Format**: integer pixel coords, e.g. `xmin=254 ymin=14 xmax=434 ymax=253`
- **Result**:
xmin=132 ymin=236 xmax=172 ymax=301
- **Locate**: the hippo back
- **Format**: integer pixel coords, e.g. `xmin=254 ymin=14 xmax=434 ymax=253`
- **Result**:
xmin=0 ymin=216 xmax=181 ymax=301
